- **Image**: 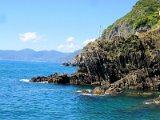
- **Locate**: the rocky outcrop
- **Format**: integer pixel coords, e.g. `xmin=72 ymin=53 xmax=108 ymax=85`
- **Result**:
xmin=31 ymin=28 xmax=160 ymax=92
xmin=62 ymin=62 xmax=77 ymax=66
xmin=110 ymin=69 xmax=160 ymax=90
xmin=91 ymin=86 xmax=121 ymax=95
xmin=30 ymin=72 xmax=94 ymax=85
xmin=31 ymin=73 xmax=70 ymax=84
xmin=73 ymin=28 xmax=160 ymax=91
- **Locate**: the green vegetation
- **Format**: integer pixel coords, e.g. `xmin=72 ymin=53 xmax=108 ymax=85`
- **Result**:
xmin=102 ymin=0 xmax=160 ymax=39
xmin=132 ymin=0 xmax=160 ymax=29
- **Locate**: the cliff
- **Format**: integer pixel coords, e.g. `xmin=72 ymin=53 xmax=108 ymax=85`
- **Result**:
xmin=31 ymin=0 xmax=160 ymax=92
xmin=72 ymin=0 xmax=160 ymax=90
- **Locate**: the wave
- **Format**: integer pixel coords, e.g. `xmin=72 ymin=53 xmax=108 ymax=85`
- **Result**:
xmin=76 ymin=90 xmax=82 ymax=93
xmin=76 ymin=89 xmax=105 ymax=96
xmin=20 ymin=79 xmax=48 ymax=84
xmin=39 ymin=81 xmax=48 ymax=84
xmin=144 ymin=100 xmax=155 ymax=105
xmin=76 ymin=89 xmax=92 ymax=93
xmin=19 ymin=79 xmax=30 ymax=82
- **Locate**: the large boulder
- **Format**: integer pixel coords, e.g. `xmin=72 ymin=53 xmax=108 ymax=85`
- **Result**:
xmin=30 ymin=73 xmax=69 ymax=84
xmin=92 ymin=87 xmax=106 ymax=95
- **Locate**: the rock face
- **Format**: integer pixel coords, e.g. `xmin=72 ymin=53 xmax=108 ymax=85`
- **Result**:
xmin=73 ymin=28 xmax=160 ymax=91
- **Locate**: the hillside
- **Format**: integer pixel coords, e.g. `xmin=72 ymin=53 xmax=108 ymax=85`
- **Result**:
xmin=0 ymin=49 xmax=80 ymax=63
xmin=102 ymin=0 xmax=160 ymax=39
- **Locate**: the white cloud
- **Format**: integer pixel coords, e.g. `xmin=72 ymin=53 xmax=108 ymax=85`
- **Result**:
xmin=57 ymin=37 xmax=80 ymax=52
xmin=57 ymin=43 xmax=80 ymax=53
xmin=19 ymin=32 xmax=39 ymax=42
xmin=66 ymin=37 xmax=75 ymax=43
xmin=83 ymin=38 xmax=95 ymax=45
xmin=57 ymin=37 xmax=95 ymax=52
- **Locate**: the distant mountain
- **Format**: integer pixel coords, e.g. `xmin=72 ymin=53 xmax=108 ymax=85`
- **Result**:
xmin=0 ymin=48 xmax=81 ymax=63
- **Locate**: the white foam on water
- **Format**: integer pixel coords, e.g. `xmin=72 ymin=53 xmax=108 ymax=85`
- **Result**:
xmin=19 ymin=79 xmax=30 ymax=83
xmin=39 ymin=81 xmax=48 ymax=84
xmin=76 ymin=90 xmax=82 ymax=93
xmin=144 ymin=102 xmax=151 ymax=105
xmin=82 ymin=93 xmax=93 ymax=96
xmin=144 ymin=100 xmax=155 ymax=105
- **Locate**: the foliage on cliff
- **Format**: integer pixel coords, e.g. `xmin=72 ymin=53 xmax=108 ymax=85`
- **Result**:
xmin=102 ymin=0 xmax=160 ymax=39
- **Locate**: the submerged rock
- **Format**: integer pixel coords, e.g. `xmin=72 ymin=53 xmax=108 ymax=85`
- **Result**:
xmin=145 ymin=96 xmax=160 ymax=105
xmin=125 ymin=92 xmax=154 ymax=97
xmin=62 ymin=62 xmax=70 ymax=66
xmin=92 ymin=86 xmax=121 ymax=95
xmin=105 ymin=87 xmax=121 ymax=95
xmin=62 ymin=62 xmax=77 ymax=67
xmin=92 ymin=87 xmax=106 ymax=95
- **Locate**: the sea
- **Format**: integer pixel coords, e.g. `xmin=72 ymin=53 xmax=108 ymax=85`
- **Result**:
xmin=0 ymin=60 xmax=160 ymax=120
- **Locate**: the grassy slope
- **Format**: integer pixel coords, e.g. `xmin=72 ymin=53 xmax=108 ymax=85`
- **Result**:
xmin=101 ymin=0 xmax=160 ymax=39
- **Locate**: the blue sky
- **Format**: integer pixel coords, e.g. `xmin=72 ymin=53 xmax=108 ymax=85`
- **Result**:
xmin=0 ymin=0 xmax=138 ymax=52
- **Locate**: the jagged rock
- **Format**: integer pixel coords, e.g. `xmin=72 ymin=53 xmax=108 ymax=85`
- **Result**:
xmin=105 ymin=87 xmax=121 ymax=95
xmin=92 ymin=87 xmax=106 ymax=95
xmin=30 ymin=73 xmax=69 ymax=84
xmin=69 ymin=72 xmax=92 ymax=85
xmin=62 ymin=62 xmax=77 ymax=66
xmin=92 ymin=86 xmax=121 ymax=95
xmin=30 ymin=76 xmax=48 ymax=82
xmin=62 ymin=62 xmax=70 ymax=66
xmin=72 ymin=28 xmax=160 ymax=91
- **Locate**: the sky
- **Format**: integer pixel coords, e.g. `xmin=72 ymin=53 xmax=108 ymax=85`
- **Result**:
xmin=0 ymin=0 xmax=138 ymax=53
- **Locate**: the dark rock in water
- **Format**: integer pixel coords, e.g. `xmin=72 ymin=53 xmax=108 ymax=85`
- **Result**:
xmin=48 ymin=74 xmax=69 ymax=84
xmin=62 ymin=62 xmax=70 ymax=66
xmin=30 ymin=76 xmax=48 ymax=82
xmin=30 ymin=73 xmax=69 ymax=84
xmin=62 ymin=62 xmax=77 ymax=67
xmin=70 ymin=72 xmax=93 ymax=85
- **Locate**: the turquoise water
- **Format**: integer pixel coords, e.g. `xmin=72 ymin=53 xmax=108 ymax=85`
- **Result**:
xmin=0 ymin=60 xmax=160 ymax=120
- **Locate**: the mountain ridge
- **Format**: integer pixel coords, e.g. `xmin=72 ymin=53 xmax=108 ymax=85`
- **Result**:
xmin=0 ymin=48 xmax=81 ymax=63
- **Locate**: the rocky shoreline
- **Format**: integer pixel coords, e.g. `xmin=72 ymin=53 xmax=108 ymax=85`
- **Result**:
xmin=30 ymin=28 xmax=160 ymax=104
xmin=30 ymin=0 xmax=160 ymax=105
